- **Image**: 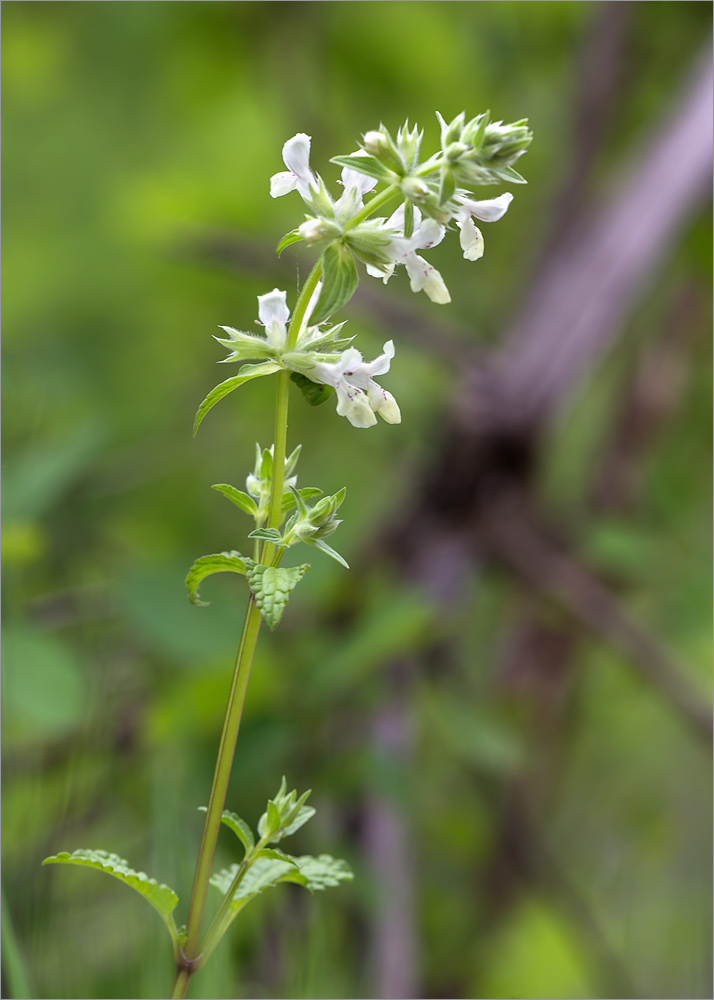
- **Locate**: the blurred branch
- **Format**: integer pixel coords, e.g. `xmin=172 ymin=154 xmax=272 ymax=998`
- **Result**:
xmin=459 ymin=52 xmax=713 ymax=432
xmin=482 ymin=498 xmax=712 ymax=742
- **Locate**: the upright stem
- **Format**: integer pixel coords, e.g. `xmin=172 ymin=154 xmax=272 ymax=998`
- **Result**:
xmin=180 ymin=596 xmax=262 ymax=962
xmin=172 ymin=258 xmax=323 ymax=999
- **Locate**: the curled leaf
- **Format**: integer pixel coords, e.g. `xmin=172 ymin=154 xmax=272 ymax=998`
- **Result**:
xmin=185 ymin=551 xmax=246 ymax=606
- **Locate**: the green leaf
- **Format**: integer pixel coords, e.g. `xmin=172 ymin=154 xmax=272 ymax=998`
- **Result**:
xmin=310 ymin=538 xmax=349 ymax=569
xmin=260 ymin=447 xmax=273 ymax=480
xmin=194 ymin=362 xmax=281 ymax=435
xmin=42 ymin=850 xmax=179 ymax=939
xmin=247 ymin=528 xmax=285 ymax=545
xmin=257 ymin=800 xmax=283 ymax=841
xmin=210 ymin=857 xmax=306 ymax=909
xmin=494 ymin=164 xmax=527 ymax=184
xmin=438 ymin=165 xmax=455 ymax=205
xmin=281 ymin=802 xmax=316 ymax=839
xmin=281 ymin=487 xmax=322 ymax=513
xmin=211 ymin=485 xmax=259 ymax=518
xmin=284 ymin=444 xmax=302 ymax=477
xmin=244 ymin=560 xmax=310 ymax=630
xmin=292 ymin=854 xmax=354 ymax=892
xmin=199 ymin=807 xmax=255 ymax=857
xmin=290 ymin=371 xmax=336 ymax=407
xmin=309 ymin=243 xmax=359 ymax=325
xmin=331 ymin=154 xmax=395 ymax=182
xmin=289 ymin=485 xmax=308 ymax=519
xmin=276 ymin=229 xmax=304 ymax=256
xmin=185 ymin=551 xmax=246 ymax=606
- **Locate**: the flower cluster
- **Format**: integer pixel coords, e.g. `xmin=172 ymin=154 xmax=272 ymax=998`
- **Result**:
xmin=271 ymin=112 xmax=531 ymax=305
xmin=214 ymin=288 xmax=400 ymax=429
xmin=197 ymin=112 xmax=530 ymax=434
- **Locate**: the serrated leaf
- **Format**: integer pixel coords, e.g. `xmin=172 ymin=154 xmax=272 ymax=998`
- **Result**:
xmin=276 ymin=229 xmax=304 ymax=256
xmin=293 ymin=854 xmax=354 ymax=891
xmin=331 ymin=154 xmax=395 ymax=182
xmin=290 ymin=371 xmax=336 ymax=407
xmin=194 ymin=362 xmax=280 ymax=434
xmin=42 ymin=850 xmax=179 ymax=933
xmin=185 ymin=551 xmax=246 ymax=606
xmin=309 ymin=243 xmax=359 ymax=325
xmin=210 ymin=856 xmax=306 ymax=909
xmin=199 ymin=807 xmax=254 ymax=856
xmin=244 ymin=560 xmax=310 ymax=630
xmin=211 ymin=485 xmax=259 ymax=518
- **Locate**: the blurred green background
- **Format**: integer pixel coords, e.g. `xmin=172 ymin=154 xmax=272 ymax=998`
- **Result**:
xmin=2 ymin=3 xmax=711 ymax=999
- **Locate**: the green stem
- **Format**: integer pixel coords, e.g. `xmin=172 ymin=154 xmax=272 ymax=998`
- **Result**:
xmin=262 ymin=259 xmax=323 ymax=562
xmin=171 ymin=966 xmax=191 ymax=1000
xmin=345 ymin=183 xmax=400 ymax=230
xmin=180 ymin=597 xmax=262 ymax=965
xmin=173 ymin=260 xmax=323 ymax=998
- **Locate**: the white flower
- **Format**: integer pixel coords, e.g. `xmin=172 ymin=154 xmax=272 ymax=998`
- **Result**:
xmin=339 ymin=152 xmax=377 ymax=201
xmin=366 ymin=205 xmax=450 ymax=304
xmin=453 ymin=192 xmax=513 ymax=260
xmin=257 ymin=288 xmax=290 ymax=348
xmin=270 ymin=133 xmax=318 ymax=199
xmin=217 ymin=286 xmax=324 ymax=361
xmin=309 ymin=341 xmax=401 ymax=429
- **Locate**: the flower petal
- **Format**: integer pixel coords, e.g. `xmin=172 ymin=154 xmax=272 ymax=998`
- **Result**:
xmin=404 ymin=254 xmax=451 ymax=303
xmin=335 ymin=384 xmax=378 ymax=428
xmin=458 ymin=219 xmax=485 ymax=261
xmin=257 ymin=289 xmax=290 ymax=330
xmin=459 ymin=192 xmax=513 ymax=222
xmin=270 ymin=171 xmax=298 ymax=198
xmin=281 ymin=133 xmax=317 ymax=198
xmin=341 ymin=151 xmax=378 ymax=196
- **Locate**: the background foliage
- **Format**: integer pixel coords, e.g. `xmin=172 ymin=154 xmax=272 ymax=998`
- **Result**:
xmin=3 ymin=3 xmax=711 ymax=999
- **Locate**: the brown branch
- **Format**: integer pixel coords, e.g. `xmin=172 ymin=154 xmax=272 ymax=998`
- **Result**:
xmin=481 ymin=500 xmax=712 ymax=742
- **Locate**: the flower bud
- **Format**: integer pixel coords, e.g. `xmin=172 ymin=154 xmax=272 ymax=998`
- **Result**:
xmin=401 ymin=177 xmax=429 ymax=201
xmin=363 ymin=130 xmax=387 ymax=154
xmin=445 ymin=141 xmax=468 ymax=163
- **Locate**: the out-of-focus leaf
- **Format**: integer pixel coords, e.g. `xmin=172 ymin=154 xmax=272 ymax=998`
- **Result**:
xmin=185 ymin=551 xmax=246 ymax=606
xmin=42 ymin=850 xmax=180 ymax=947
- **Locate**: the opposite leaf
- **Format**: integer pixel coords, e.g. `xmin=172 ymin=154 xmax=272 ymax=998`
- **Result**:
xmin=186 ymin=551 xmax=246 ymax=606
xmin=276 ymin=229 xmax=305 ymax=256
xmin=293 ymin=854 xmax=354 ymax=892
xmin=194 ymin=362 xmax=280 ymax=435
xmin=244 ymin=560 xmax=309 ymax=630
xmin=309 ymin=243 xmax=359 ymax=325
xmin=290 ymin=371 xmax=336 ymax=407
xmin=210 ymin=856 xmax=305 ymax=909
xmin=199 ymin=807 xmax=254 ymax=857
xmin=212 ymin=485 xmax=259 ymax=518
xmin=42 ymin=850 xmax=179 ymax=940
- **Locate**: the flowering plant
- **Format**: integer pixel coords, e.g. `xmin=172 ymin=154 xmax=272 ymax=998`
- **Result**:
xmin=43 ymin=110 xmax=531 ymax=999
